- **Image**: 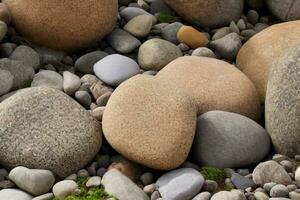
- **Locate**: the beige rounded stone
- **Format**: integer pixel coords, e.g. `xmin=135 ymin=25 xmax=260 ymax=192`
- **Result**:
xmin=236 ymin=20 xmax=300 ymax=103
xmin=265 ymin=45 xmax=300 ymax=157
xmin=163 ymin=0 xmax=244 ymax=28
xmin=3 ymin=0 xmax=118 ymax=51
xmin=156 ymin=56 xmax=261 ymax=121
xmin=103 ymin=75 xmax=197 ymax=170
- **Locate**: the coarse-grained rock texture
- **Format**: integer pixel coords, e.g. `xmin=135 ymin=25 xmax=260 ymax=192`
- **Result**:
xmin=236 ymin=20 xmax=300 ymax=103
xmin=163 ymin=0 xmax=244 ymax=28
xmin=156 ymin=56 xmax=261 ymax=121
xmin=266 ymin=0 xmax=300 ymax=22
xmin=3 ymin=0 xmax=118 ymax=51
xmin=0 ymin=87 xmax=102 ymax=178
xmin=265 ymin=45 xmax=300 ymax=157
xmin=103 ymin=75 xmax=197 ymax=170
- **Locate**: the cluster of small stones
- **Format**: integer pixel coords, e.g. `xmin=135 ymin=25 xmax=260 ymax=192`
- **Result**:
xmin=0 ymin=0 xmax=299 ymax=200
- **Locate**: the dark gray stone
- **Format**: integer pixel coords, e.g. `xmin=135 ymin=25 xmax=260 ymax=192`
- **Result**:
xmin=9 ymin=45 xmax=40 ymax=70
xmin=266 ymin=0 xmax=300 ymax=21
xmin=161 ymin=22 xmax=183 ymax=44
xmin=192 ymin=111 xmax=270 ymax=168
xmin=75 ymin=51 xmax=108 ymax=74
xmin=231 ymin=173 xmax=255 ymax=190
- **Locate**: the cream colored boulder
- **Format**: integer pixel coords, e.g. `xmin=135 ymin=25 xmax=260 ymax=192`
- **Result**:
xmin=163 ymin=0 xmax=244 ymax=28
xmin=103 ymin=75 xmax=197 ymax=170
xmin=4 ymin=0 xmax=118 ymax=51
xmin=156 ymin=56 xmax=261 ymax=121
xmin=236 ymin=20 xmax=300 ymax=103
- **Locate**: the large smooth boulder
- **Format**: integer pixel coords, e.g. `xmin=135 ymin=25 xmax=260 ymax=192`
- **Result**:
xmin=265 ymin=46 xmax=300 ymax=157
xmin=103 ymin=75 xmax=197 ymax=170
xmin=0 ymin=189 xmax=33 ymax=200
xmin=266 ymin=0 xmax=300 ymax=22
xmin=0 ymin=87 xmax=102 ymax=177
xmin=192 ymin=111 xmax=270 ymax=168
xmin=163 ymin=0 xmax=244 ymax=28
xmin=236 ymin=20 xmax=300 ymax=103
xmin=3 ymin=0 xmax=118 ymax=51
xmin=156 ymin=56 xmax=261 ymax=121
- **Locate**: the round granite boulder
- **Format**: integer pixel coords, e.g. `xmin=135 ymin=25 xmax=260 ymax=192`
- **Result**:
xmin=103 ymin=75 xmax=197 ymax=170
xmin=0 ymin=87 xmax=102 ymax=177
xmin=192 ymin=111 xmax=270 ymax=168
xmin=266 ymin=0 xmax=300 ymax=21
xmin=3 ymin=0 xmax=118 ymax=51
xmin=236 ymin=20 xmax=300 ymax=103
xmin=265 ymin=45 xmax=300 ymax=157
xmin=156 ymin=56 xmax=261 ymax=121
xmin=163 ymin=0 xmax=244 ymax=28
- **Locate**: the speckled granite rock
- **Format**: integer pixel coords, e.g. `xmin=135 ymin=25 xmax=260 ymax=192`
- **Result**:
xmin=103 ymin=75 xmax=197 ymax=170
xmin=156 ymin=56 xmax=261 ymax=121
xmin=163 ymin=0 xmax=244 ymax=28
xmin=0 ymin=87 xmax=102 ymax=177
xmin=236 ymin=20 xmax=300 ymax=103
xmin=266 ymin=45 xmax=300 ymax=157
xmin=3 ymin=0 xmax=118 ymax=51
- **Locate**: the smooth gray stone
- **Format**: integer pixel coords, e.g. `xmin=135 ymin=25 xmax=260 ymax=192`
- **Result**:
xmin=211 ymin=190 xmax=246 ymax=200
xmin=150 ymin=0 xmax=173 ymax=15
xmin=0 ymin=69 xmax=13 ymax=96
xmin=31 ymin=70 xmax=63 ymax=90
xmin=120 ymin=7 xmax=157 ymax=24
xmin=0 ymin=58 xmax=34 ymax=90
xmin=102 ymin=169 xmax=149 ymax=200
xmin=0 ymin=189 xmax=33 ymax=200
xmin=107 ymin=29 xmax=141 ymax=54
xmin=63 ymin=71 xmax=81 ymax=95
xmin=10 ymin=45 xmax=41 ymax=70
xmin=161 ymin=22 xmax=183 ymax=44
xmin=53 ymin=180 xmax=78 ymax=199
xmin=231 ymin=173 xmax=255 ymax=190
xmin=156 ymin=168 xmax=204 ymax=200
xmin=32 ymin=193 xmax=54 ymax=200
xmin=93 ymin=54 xmax=140 ymax=86
xmin=75 ymin=51 xmax=108 ymax=74
xmin=192 ymin=111 xmax=270 ymax=168
xmin=266 ymin=0 xmax=300 ymax=21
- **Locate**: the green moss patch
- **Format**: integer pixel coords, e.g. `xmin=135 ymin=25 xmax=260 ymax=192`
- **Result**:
xmin=200 ymin=167 xmax=226 ymax=182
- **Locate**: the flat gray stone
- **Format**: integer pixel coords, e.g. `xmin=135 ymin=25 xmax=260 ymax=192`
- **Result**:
xmin=9 ymin=166 xmax=55 ymax=196
xmin=93 ymin=54 xmax=140 ymax=86
xmin=31 ymin=70 xmax=63 ymax=90
xmin=9 ymin=45 xmax=40 ymax=70
xmin=156 ymin=168 xmax=204 ymax=200
xmin=32 ymin=193 xmax=54 ymax=200
xmin=102 ymin=169 xmax=149 ymax=200
xmin=63 ymin=71 xmax=81 ymax=95
xmin=0 ymin=189 xmax=33 ymax=200
xmin=192 ymin=111 xmax=270 ymax=168
xmin=75 ymin=51 xmax=108 ymax=74
xmin=0 ymin=87 xmax=102 ymax=177
xmin=0 ymin=69 xmax=13 ymax=96
xmin=231 ymin=173 xmax=255 ymax=190
xmin=0 ymin=58 xmax=34 ymax=90
xmin=211 ymin=190 xmax=247 ymax=200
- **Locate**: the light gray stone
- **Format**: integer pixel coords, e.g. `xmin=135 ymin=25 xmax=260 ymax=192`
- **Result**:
xmin=191 ymin=47 xmax=216 ymax=58
xmin=254 ymin=191 xmax=269 ymax=200
xmin=52 ymin=180 xmax=78 ymax=199
xmin=9 ymin=45 xmax=40 ymax=70
xmin=32 ymin=193 xmax=54 ymax=200
xmin=120 ymin=7 xmax=156 ymax=24
xmin=295 ymin=167 xmax=300 ymax=184
xmin=211 ymin=190 xmax=247 ymax=200
xmin=192 ymin=192 xmax=211 ymax=200
xmin=107 ymin=29 xmax=141 ymax=54
xmin=192 ymin=111 xmax=270 ymax=168
xmin=0 ymin=87 xmax=102 ymax=177
xmin=124 ymin=15 xmax=153 ymax=38
xmin=0 ymin=189 xmax=33 ymax=200
xmin=253 ymin=161 xmax=292 ymax=186
xmin=102 ymin=169 xmax=150 ymax=200
xmin=86 ymin=176 xmax=101 ymax=188
xmin=9 ymin=166 xmax=55 ymax=196
xmin=265 ymin=46 xmax=300 ymax=157
xmin=266 ymin=0 xmax=300 ymax=21
xmin=94 ymin=54 xmax=140 ymax=87
xmin=212 ymin=27 xmax=230 ymax=40
xmin=156 ymin=168 xmax=204 ymax=200
xmin=138 ymin=38 xmax=182 ymax=71
xmin=31 ymin=70 xmax=63 ymax=90
xmin=75 ymin=51 xmax=108 ymax=74
xmin=0 ymin=58 xmax=34 ymax=90
xmin=63 ymin=71 xmax=81 ymax=95
xmin=0 ymin=69 xmax=13 ymax=96
xmin=210 ymin=32 xmax=242 ymax=60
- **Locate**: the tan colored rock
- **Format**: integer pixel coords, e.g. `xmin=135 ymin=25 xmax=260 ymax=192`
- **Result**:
xmin=177 ymin=26 xmax=209 ymax=49
xmin=0 ymin=3 xmax=11 ymax=24
xmin=3 ymin=0 xmax=118 ymax=51
xmin=236 ymin=20 xmax=300 ymax=103
xmin=163 ymin=0 xmax=244 ymax=28
xmin=103 ymin=75 xmax=197 ymax=170
xmin=156 ymin=56 xmax=261 ymax=121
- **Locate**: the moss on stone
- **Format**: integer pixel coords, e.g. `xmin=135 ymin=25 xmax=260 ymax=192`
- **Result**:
xmin=200 ymin=166 xmax=226 ymax=182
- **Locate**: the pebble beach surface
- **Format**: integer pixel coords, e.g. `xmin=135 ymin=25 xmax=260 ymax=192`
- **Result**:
xmin=0 ymin=0 xmax=299 ymax=200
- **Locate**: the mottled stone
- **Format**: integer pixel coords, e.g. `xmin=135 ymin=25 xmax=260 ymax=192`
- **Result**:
xmin=9 ymin=45 xmax=40 ymax=70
